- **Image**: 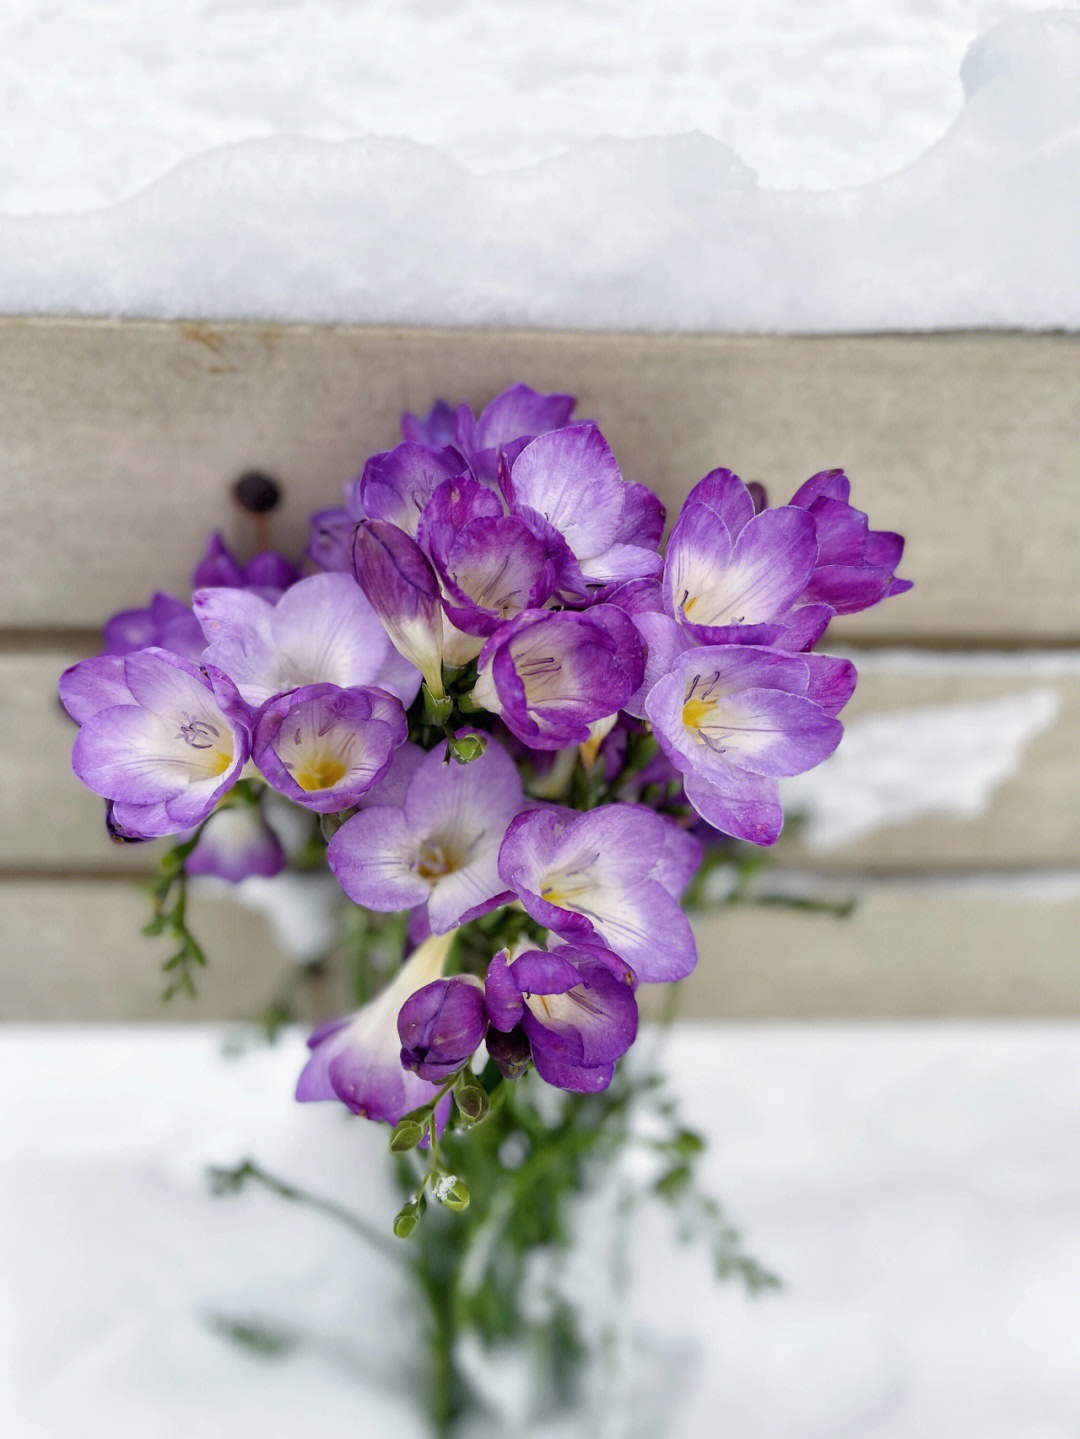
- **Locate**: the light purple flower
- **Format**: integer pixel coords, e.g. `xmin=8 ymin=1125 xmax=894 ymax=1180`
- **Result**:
xmin=505 ymin=424 xmax=664 ymax=591
xmin=457 ymin=383 xmax=577 ymax=456
xmin=645 ymin=645 xmax=856 ymax=844
xmin=327 ymin=736 xmax=523 ymax=933
xmin=498 ymin=805 xmax=699 ymax=982
xmin=352 ymin=519 xmax=447 ymax=696
xmin=471 ymin=605 xmax=646 ymax=749
xmin=787 ymin=469 xmax=912 ymax=614
xmin=190 ymin=532 xmax=299 ymax=596
xmin=663 ymin=469 xmax=831 ymax=651
xmin=398 ymin=976 xmax=487 ymax=1082
xmin=185 ymin=802 xmax=286 ymax=882
xmin=102 ymin=592 xmax=206 ymax=661
xmin=193 ymin=571 xmax=421 ymax=708
xmin=253 ymin=684 xmax=407 ymax=813
xmin=485 ymin=942 xmax=638 ymax=1093
xmin=296 ymin=931 xmax=457 ymax=1124
xmin=59 ymin=647 xmax=251 ymax=838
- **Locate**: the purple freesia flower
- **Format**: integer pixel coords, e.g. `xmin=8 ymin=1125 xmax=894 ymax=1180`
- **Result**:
xmin=185 ymin=802 xmax=286 ymax=882
xmin=416 ymin=475 xmax=560 ymax=636
xmin=787 ymin=469 xmax=912 ymax=613
xmin=401 ymin=398 xmax=460 ymax=448
xmin=252 ymin=684 xmax=407 ymax=813
xmin=296 ymin=931 xmax=457 ymax=1124
xmin=663 ymin=469 xmax=832 ymax=651
xmin=498 ymin=804 xmax=699 ymax=982
xmin=102 ymin=592 xmax=206 ymax=661
xmin=59 ymin=647 xmax=251 ymax=838
xmin=190 ymin=532 xmax=299 ymax=596
xmin=645 ymin=645 xmax=856 ymax=844
xmin=351 ymin=519 xmax=449 ymax=695
xmin=398 ymin=976 xmax=487 ymax=1081
xmin=327 ymin=735 xmax=523 ymax=933
xmin=505 ymin=424 xmax=664 ymax=591
xmin=358 ymin=443 xmax=467 ymax=538
xmin=485 ymin=942 xmax=638 ymax=1093
xmin=193 ymin=571 xmax=421 ymax=708
xmin=471 ymin=605 xmax=646 ymax=749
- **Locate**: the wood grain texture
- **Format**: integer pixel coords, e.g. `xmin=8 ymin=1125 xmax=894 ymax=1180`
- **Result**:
xmin=4 ymin=875 xmax=1077 ymax=1022
xmin=3 ymin=318 xmax=1077 ymax=643
xmin=10 ymin=647 xmax=1079 ymax=874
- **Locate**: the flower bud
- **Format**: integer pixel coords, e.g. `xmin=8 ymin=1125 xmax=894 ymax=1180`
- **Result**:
xmin=447 ymin=732 xmax=487 ymax=765
xmin=432 ymin=1174 xmax=470 ymax=1211
xmin=398 ymin=976 xmax=487 ymax=1082
xmin=454 ymin=1081 xmax=490 ymax=1124
xmin=393 ymin=1199 xmax=422 ymax=1237
xmin=389 ymin=1118 xmax=426 ymax=1151
xmin=484 ymin=1024 xmax=532 ymax=1080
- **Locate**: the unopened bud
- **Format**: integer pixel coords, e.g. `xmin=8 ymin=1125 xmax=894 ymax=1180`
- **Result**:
xmin=393 ymin=1200 xmax=421 ymax=1238
xmin=432 ymin=1174 xmax=470 ymax=1211
xmin=455 ymin=1082 xmax=490 ymax=1124
xmin=389 ymin=1118 xmax=426 ymax=1152
xmin=448 ymin=732 xmax=487 ymax=765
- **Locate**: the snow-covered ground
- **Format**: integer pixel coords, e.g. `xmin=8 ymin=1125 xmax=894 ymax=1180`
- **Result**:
xmin=1 ymin=2 xmax=1077 ymax=327
xmin=2 ymin=1025 xmax=1078 ymax=1438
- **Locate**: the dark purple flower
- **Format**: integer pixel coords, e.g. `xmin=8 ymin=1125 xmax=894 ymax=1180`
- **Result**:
xmin=352 ymin=519 xmax=448 ymax=696
xmin=456 ymin=383 xmax=577 ymax=458
xmin=485 ymin=943 xmax=638 ymax=1093
xmin=497 ymin=804 xmax=699 ymax=982
xmin=296 ymin=932 xmax=457 ymax=1124
xmin=58 ymin=647 xmax=251 ymax=838
xmin=327 ymin=735 xmax=523 ymax=933
xmin=398 ymin=976 xmax=487 ymax=1081
xmin=358 ymin=443 xmax=468 ymax=538
xmin=471 ymin=605 xmax=646 ymax=749
xmin=102 ymin=592 xmax=206 ymax=662
xmin=505 ymin=424 xmax=664 ymax=591
xmin=787 ymin=469 xmax=912 ymax=613
xmin=645 ymin=645 xmax=856 ymax=845
xmin=401 ymin=398 xmax=462 ymax=448
xmin=190 ymin=532 xmax=298 ymax=596
xmin=194 ymin=571 xmax=420 ymax=708
xmin=252 ymin=683 xmax=407 ymax=812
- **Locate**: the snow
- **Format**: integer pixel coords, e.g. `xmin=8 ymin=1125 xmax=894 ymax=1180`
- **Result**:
xmin=2 ymin=1024 xmax=1078 ymax=1437
xmin=1 ymin=3 xmax=1077 ymax=328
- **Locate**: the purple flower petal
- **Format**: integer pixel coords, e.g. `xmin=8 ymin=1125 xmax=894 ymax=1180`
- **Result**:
xmin=472 ymin=384 xmax=576 ymax=451
xmin=352 ymin=520 xmax=445 ymax=695
xmin=253 ymin=683 xmax=407 ymax=812
xmin=195 ymin=572 xmax=420 ymax=708
xmin=359 ymin=444 xmax=466 ymax=538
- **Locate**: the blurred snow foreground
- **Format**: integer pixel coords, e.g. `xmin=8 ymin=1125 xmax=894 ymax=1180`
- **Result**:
xmin=0 ymin=6 xmax=1077 ymax=328
xmin=2 ymin=1025 xmax=1079 ymax=1438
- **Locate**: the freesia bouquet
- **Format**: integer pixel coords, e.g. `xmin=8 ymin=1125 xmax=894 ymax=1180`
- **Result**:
xmin=59 ymin=383 xmax=909 ymax=1432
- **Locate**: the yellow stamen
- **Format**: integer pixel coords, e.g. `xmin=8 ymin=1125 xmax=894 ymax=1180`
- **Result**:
xmin=681 ymin=697 xmax=713 ymax=731
xmin=295 ymin=757 xmax=347 ymax=792
xmin=682 ymin=594 xmax=698 ymax=615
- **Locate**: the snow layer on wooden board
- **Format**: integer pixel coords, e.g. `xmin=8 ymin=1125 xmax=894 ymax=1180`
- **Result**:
xmin=3 ymin=1024 xmax=1078 ymax=1437
xmin=1 ymin=3 xmax=1076 ymax=328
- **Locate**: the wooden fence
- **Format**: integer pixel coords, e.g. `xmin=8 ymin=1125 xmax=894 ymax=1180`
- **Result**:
xmin=2 ymin=319 xmax=1077 ymax=1019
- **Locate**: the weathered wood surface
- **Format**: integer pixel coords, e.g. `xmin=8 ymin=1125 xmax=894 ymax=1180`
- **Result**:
xmin=10 ymin=646 xmax=1079 ymax=875
xmin=3 ymin=319 xmax=1078 ymax=645
xmin=4 ymin=875 xmax=1077 ymax=1022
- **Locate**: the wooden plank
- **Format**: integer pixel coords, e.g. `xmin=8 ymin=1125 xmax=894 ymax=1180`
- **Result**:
xmin=4 ymin=875 xmax=1078 ymax=1021
xmin=0 ymin=876 xmax=350 ymax=1023
xmin=2 ymin=319 xmax=1078 ymax=644
xmin=10 ymin=646 xmax=1080 ymax=874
